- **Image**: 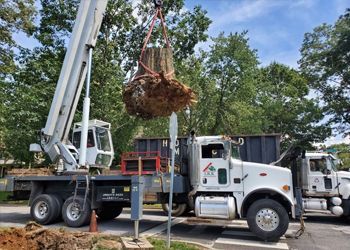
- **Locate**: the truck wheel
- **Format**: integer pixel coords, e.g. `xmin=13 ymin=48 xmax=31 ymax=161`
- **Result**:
xmin=161 ymin=203 xmax=187 ymax=217
xmin=62 ymin=196 xmax=91 ymax=227
xmin=96 ymin=206 xmax=123 ymax=220
xmin=52 ymin=194 xmax=63 ymax=222
xmin=247 ymin=199 xmax=289 ymax=241
xmin=30 ymin=194 xmax=61 ymax=225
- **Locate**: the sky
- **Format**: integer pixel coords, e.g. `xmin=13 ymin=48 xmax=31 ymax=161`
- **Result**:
xmin=185 ymin=0 xmax=349 ymax=68
xmin=184 ymin=0 xmax=350 ymax=146
xmin=13 ymin=0 xmax=350 ymax=145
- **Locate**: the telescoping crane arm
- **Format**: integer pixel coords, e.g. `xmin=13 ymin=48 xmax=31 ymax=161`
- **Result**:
xmin=30 ymin=0 xmax=108 ymax=172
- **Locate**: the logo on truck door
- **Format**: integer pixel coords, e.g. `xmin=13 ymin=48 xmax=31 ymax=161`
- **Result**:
xmin=203 ymin=162 xmax=216 ymax=176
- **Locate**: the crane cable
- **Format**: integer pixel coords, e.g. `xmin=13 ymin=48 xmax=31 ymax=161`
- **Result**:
xmin=135 ymin=3 xmax=174 ymax=80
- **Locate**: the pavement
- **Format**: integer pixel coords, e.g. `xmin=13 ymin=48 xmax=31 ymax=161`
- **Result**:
xmin=1 ymin=204 xmax=350 ymax=249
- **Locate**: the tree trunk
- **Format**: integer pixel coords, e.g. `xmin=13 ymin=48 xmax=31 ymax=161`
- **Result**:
xmin=136 ymin=47 xmax=175 ymax=79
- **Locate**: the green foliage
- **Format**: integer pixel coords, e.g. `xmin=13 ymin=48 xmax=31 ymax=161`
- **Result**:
xmin=0 ymin=0 xmax=36 ymax=161
xmin=299 ymin=8 xmax=350 ymax=135
xmin=0 ymin=0 xmax=36 ymax=76
xmin=327 ymin=143 xmax=350 ymax=170
xmin=203 ymin=32 xmax=261 ymax=135
xmin=148 ymin=238 xmax=200 ymax=250
xmin=3 ymin=47 xmax=62 ymax=162
xmin=257 ymin=62 xmax=331 ymax=148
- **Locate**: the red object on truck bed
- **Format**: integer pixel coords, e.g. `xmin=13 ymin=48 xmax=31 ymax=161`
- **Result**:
xmin=121 ymin=151 xmax=169 ymax=175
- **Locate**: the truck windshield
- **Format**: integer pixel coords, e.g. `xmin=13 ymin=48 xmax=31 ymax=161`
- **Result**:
xmin=96 ymin=127 xmax=111 ymax=151
xmin=231 ymin=144 xmax=240 ymax=159
xmin=72 ymin=130 xmax=95 ymax=149
xmin=330 ymin=157 xmax=339 ymax=171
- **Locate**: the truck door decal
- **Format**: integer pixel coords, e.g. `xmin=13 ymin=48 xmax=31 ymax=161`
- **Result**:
xmin=203 ymin=162 xmax=216 ymax=176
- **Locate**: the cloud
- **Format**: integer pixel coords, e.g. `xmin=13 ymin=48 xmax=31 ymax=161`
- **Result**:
xmin=211 ymin=0 xmax=283 ymax=29
xmin=324 ymin=134 xmax=350 ymax=146
xmin=289 ymin=0 xmax=318 ymax=9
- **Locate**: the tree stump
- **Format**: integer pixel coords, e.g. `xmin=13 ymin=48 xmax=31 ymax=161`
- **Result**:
xmin=123 ymin=47 xmax=196 ymax=119
xmin=136 ymin=48 xmax=175 ymax=78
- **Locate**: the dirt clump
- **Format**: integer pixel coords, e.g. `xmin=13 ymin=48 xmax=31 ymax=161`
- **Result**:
xmin=0 ymin=222 xmax=121 ymax=250
xmin=123 ymin=73 xmax=196 ymax=119
xmin=123 ymin=47 xmax=196 ymax=119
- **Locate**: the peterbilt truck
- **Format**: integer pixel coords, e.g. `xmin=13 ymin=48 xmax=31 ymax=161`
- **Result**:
xmin=289 ymin=151 xmax=350 ymax=217
xmin=0 ymin=0 xmax=301 ymax=242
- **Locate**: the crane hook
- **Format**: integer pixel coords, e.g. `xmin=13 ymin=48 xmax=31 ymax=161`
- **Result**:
xmin=154 ymin=0 xmax=162 ymax=8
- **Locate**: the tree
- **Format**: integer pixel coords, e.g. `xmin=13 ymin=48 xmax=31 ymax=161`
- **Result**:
xmin=0 ymin=0 xmax=36 ymax=76
xmin=299 ymin=8 xmax=350 ymax=135
xmin=3 ymin=47 xmax=63 ymax=162
xmin=204 ymin=32 xmax=261 ymax=135
xmin=0 ymin=0 xmax=36 ymax=162
xmin=327 ymin=143 xmax=350 ymax=170
xmin=257 ymin=62 xmax=331 ymax=148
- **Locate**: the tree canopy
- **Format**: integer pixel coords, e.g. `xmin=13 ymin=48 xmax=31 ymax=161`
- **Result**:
xmin=300 ymin=8 xmax=350 ymax=135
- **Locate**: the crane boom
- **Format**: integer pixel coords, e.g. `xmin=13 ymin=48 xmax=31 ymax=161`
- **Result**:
xmin=31 ymin=0 xmax=109 ymax=171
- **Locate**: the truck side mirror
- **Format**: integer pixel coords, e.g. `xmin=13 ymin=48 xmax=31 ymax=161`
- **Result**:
xmin=223 ymin=149 xmax=229 ymax=160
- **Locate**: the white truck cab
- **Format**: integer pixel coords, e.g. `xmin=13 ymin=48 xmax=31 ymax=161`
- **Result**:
xmin=188 ymin=135 xmax=297 ymax=241
xmin=72 ymin=120 xmax=114 ymax=167
xmin=293 ymin=151 xmax=350 ymax=217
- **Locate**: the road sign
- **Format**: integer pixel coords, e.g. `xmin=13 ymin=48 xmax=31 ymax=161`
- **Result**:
xmin=167 ymin=112 xmax=177 ymax=249
xmin=169 ymin=112 xmax=178 ymax=149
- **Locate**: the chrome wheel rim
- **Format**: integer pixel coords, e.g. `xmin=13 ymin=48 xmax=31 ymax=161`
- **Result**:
xmin=66 ymin=202 xmax=81 ymax=221
xmin=255 ymin=208 xmax=279 ymax=231
xmin=34 ymin=201 xmax=49 ymax=219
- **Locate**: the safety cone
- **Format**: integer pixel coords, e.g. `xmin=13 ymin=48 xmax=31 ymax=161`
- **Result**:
xmin=89 ymin=210 xmax=98 ymax=233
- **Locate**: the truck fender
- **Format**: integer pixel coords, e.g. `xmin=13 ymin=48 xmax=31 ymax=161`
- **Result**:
xmin=28 ymin=181 xmax=44 ymax=206
xmin=340 ymin=182 xmax=350 ymax=199
xmin=240 ymin=188 xmax=294 ymax=218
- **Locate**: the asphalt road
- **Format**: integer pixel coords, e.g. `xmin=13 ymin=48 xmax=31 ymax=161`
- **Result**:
xmin=1 ymin=204 xmax=350 ymax=250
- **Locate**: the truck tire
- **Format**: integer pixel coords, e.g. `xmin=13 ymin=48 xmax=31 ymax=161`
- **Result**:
xmin=30 ymin=194 xmax=61 ymax=225
xmin=52 ymin=194 xmax=63 ymax=222
xmin=96 ymin=206 xmax=123 ymax=220
xmin=62 ymin=196 xmax=91 ymax=227
xmin=161 ymin=203 xmax=187 ymax=217
xmin=247 ymin=198 xmax=289 ymax=241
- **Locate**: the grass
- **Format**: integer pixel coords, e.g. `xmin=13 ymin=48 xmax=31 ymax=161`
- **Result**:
xmin=143 ymin=203 xmax=162 ymax=209
xmin=0 ymin=191 xmax=11 ymax=201
xmin=148 ymin=238 xmax=201 ymax=250
xmin=0 ymin=191 xmax=28 ymax=204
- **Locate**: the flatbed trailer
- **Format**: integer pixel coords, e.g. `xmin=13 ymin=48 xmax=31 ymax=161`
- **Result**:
xmin=1 ymin=173 xmax=189 ymax=224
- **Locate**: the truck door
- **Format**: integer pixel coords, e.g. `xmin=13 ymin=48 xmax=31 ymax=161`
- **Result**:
xmin=200 ymin=143 xmax=230 ymax=188
xmin=72 ymin=129 xmax=96 ymax=163
xmin=308 ymin=158 xmax=338 ymax=194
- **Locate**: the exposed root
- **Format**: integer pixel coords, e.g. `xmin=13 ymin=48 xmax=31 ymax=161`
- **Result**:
xmin=123 ymin=73 xmax=196 ymax=119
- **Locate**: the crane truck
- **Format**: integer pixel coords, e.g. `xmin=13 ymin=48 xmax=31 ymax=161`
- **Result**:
xmin=1 ymin=0 xmax=302 ymax=241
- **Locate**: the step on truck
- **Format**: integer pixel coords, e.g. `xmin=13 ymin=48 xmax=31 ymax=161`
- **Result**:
xmin=0 ymin=0 xmax=301 ymax=242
